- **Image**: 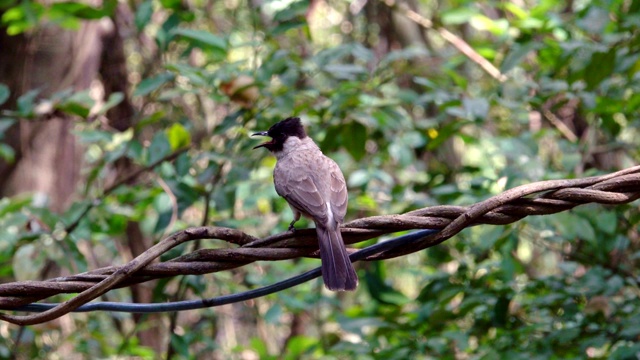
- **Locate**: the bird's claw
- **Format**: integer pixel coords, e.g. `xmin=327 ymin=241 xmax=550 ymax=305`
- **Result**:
xmin=288 ymin=224 xmax=296 ymax=233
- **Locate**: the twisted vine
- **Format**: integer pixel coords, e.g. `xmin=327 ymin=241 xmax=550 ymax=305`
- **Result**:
xmin=0 ymin=165 xmax=638 ymax=325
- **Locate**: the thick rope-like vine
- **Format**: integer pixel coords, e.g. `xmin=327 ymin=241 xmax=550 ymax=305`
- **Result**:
xmin=0 ymin=165 xmax=639 ymax=325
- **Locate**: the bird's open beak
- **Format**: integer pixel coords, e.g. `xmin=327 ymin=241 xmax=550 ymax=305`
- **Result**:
xmin=252 ymin=131 xmax=272 ymax=149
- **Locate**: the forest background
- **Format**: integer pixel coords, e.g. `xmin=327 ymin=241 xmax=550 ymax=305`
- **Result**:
xmin=0 ymin=0 xmax=639 ymax=358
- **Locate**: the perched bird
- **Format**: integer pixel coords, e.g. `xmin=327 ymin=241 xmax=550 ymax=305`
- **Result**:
xmin=252 ymin=117 xmax=358 ymax=291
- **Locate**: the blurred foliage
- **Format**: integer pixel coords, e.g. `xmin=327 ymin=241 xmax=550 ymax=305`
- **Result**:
xmin=1 ymin=0 xmax=640 ymax=358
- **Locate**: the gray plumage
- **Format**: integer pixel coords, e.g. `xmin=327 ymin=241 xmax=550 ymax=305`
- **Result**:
xmin=253 ymin=118 xmax=358 ymax=291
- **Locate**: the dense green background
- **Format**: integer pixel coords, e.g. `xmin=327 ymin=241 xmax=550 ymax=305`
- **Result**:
xmin=1 ymin=0 xmax=639 ymax=358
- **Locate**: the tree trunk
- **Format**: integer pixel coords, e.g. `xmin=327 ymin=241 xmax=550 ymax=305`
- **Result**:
xmin=0 ymin=21 xmax=107 ymax=211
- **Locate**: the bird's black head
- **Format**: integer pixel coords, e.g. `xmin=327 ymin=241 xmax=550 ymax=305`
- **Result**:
xmin=252 ymin=117 xmax=307 ymax=152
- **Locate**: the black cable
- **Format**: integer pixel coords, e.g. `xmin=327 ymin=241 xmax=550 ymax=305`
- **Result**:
xmin=8 ymin=229 xmax=438 ymax=314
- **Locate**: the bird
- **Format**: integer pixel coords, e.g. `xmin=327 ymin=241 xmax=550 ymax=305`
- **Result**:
xmin=252 ymin=117 xmax=358 ymax=291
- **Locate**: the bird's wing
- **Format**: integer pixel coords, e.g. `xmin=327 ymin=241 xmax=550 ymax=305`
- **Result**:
xmin=327 ymin=159 xmax=348 ymax=223
xmin=275 ymin=161 xmax=329 ymax=224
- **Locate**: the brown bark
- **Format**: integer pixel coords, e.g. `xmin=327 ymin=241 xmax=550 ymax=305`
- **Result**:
xmin=99 ymin=7 xmax=165 ymax=352
xmin=1 ymin=6 xmax=165 ymax=351
xmin=100 ymin=6 xmax=135 ymax=131
xmin=0 ymin=21 xmax=107 ymax=211
xmin=0 ymin=16 xmax=108 ymax=359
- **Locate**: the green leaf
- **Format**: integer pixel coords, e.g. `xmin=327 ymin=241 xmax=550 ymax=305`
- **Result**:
xmin=284 ymin=336 xmax=316 ymax=360
xmin=170 ymin=334 xmax=191 ymax=359
xmin=594 ymin=210 xmax=616 ymax=234
xmin=249 ymin=337 xmax=271 ymax=359
xmin=576 ymin=217 xmax=596 ymax=243
xmin=5 ymin=22 xmax=32 ymax=35
xmin=577 ymin=6 xmax=609 ymax=34
xmin=501 ymin=42 xmax=538 ymax=73
xmin=273 ymin=0 xmax=307 ymax=22
xmin=348 ymin=169 xmax=370 ymax=187
xmin=156 ymin=13 xmax=180 ymax=50
xmin=441 ymin=8 xmax=479 ymax=25
xmin=323 ymin=64 xmax=367 ymax=80
xmin=379 ymin=47 xmax=429 ymax=68
xmin=0 ymin=84 xmax=9 ymax=106
xmin=135 ymin=111 xmax=165 ymax=130
xmin=49 ymin=1 xmax=111 ymax=19
xmin=319 ymin=125 xmax=341 ymax=151
xmin=492 ymin=296 xmax=510 ymax=327
xmin=104 ymin=129 xmax=134 ymax=162
xmin=159 ymin=0 xmax=180 ymax=10
xmin=0 ymin=118 xmax=16 ymax=134
xmin=389 ymin=142 xmax=412 ymax=166
xmin=74 ymin=129 xmax=113 ymax=143
xmin=272 ymin=19 xmax=306 ymax=35
xmin=342 ymin=121 xmax=367 ymax=161
xmin=47 ymin=10 xmax=81 ymax=29
xmin=153 ymin=194 xmax=173 ymax=233
xmin=503 ymin=2 xmax=528 ymax=19
xmin=133 ymin=72 xmax=174 ymax=97
xmin=552 ymin=212 xmax=596 ymax=243
xmin=14 ymin=244 xmax=48 ymax=281
xmin=264 ymin=304 xmax=282 ymax=324
xmin=97 ymin=92 xmax=124 ymax=115
xmin=600 ymin=114 xmax=622 ymax=136
xmin=172 ymin=28 xmax=227 ymax=53
xmin=2 ymin=6 xmax=25 ymax=22
xmin=0 ymin=0 xmax=19 ymax=9
xmin=365 ymin=262 xmax=408 ymax=305
xmin=57 ymin=90 xmax=95 ymax=117
xmin=165 ymin=63 xmax=208 ymax=86
xmin=135 ymin=0 xmax=153 ymax=31
xmin=549 ymin=327 xmax=581 ymax=343
xmin=610 ymin=344 xmax=640 ymax=360
xmin=0 ymin=143 xmax=15 ymax=163
xmin=16 ymin=89 xmax=40 ymax=116
xmin=60 ymin=102 xmax=89 ymax=117
xmin=585 ymin=50 xmax=616 ymax=90
xmin=148 ymin=131 xmax=171 ymax=165
xmin=470 ymin=15 xmax=509 ymax=36
xmin=2 ymin=2 xmax=44 ymax=34
xmin=165 ymin=123 xmax=191 ymax=150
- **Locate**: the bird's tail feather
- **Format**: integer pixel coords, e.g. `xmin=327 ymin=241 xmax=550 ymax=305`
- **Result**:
xmin=316 ymin=225 xmax=358 ymax=291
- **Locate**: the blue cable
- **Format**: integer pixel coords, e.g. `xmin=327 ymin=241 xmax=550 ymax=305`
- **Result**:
xmin=8 ymin=229 xmax=437 ymax=314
